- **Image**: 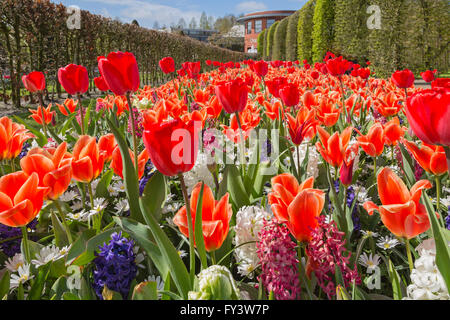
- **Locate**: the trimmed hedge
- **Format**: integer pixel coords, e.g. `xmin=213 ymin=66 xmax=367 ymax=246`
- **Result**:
xmin=272 ymin=18 xmax=289 ymax=61
xmin=257 ymin=29 xmax=266 ymax=58
xmin=297 ymin=0 xmax=316 ymax=62
xmin=0 ymin=0 xmax=249 ymax=108
xmin=286 ymin=10 xmax=300 ymax=61
xmin=311 ymin=0 xmax=335 ymax=63
xmin=266 ymin=21 xmax=279 ymax=59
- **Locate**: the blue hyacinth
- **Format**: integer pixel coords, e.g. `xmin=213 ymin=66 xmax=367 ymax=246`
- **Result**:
xmin=0 ymin=219 xmax=37 ymax=257
xmin=92 ymin=232 xmax=137 ymax=300
xmin=445 ymin=207 xmax=450 ymax=231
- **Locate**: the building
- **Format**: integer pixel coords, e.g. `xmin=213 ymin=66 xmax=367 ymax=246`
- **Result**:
xmin=237 ymin=10 xmax=296 ymax=53
xmin=179 ymin=28 xmax=219 ymax=42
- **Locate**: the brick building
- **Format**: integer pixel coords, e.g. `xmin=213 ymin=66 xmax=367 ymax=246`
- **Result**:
xmin=237 ymin=10 xmax=296 ymax=53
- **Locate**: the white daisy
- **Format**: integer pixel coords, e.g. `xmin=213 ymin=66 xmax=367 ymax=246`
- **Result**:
xmin=111 ymin=181 xmax=126 ymax=194
xmin=5 ymin=253 xmax=25 ymax=273
xmin=377 ymin=236 xmax=401 ymax=250
xmin=359 ymin=252 xmax=381 ymax=270
xmin=178 ymin=250 xmax=187 ymax=258
xmin=10 ymin=264 xmax=34 ymax=289
xmin=147 ymin=275 xmax=165 ymax=297
xmin=67 ymin=209 xmax=91 ymax=222
xmin=361 ymin=230 xmax=379 ymax=238
xmin=71 ymin=201 xmax=84 ymax=212
xmin=59 ymin=190 xmax=78 ymax=202
xmin=114 ymin=199 xmax=130 ymax=214
xmin=89 ymin=198 xmax=108 ymax=216
xmin=31 ymin=245 xmax=64 ymax=267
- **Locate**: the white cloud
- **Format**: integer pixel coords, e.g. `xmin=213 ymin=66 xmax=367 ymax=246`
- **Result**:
xmin=235 ymin=1 xmax=268 ymax=14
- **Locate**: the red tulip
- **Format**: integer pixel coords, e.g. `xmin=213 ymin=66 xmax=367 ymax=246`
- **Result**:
xmin=363 ymin=167 xmax=433 ymax=239
xmin=420 ymin=70 xmax=436 ymax=83
xmin=143 ymin=118 xmax=200 ymax=177
xmin=215 ymin=78 xmax=248 ymax=114
xmin=431 ymin=78 xmax=450 ymax=89
xmin=279 ymin=83 xmax=300 ymax=107
xmin=58 ymin=64 xmax=89 ymax=95
xmin=287 ymin=108 xmax=317 ymax=145
xmin=391 ymin=69 xmax=415 ymax=89
xmin=405 ymin=88 xmax=450 ymax=146
xmin=265 ymin=77 xmax=288 ymax=98
xmin=252 ymin=60 xmax=269 ymax=78
xmin=159 ymin=57 xmax=176 ymax=74
xmin=0 ymin=171 xmax=49 ymax=227
xmin=110 ymin=146 xmax=149 ymax=180
xmin=22 ymin=71 xmax=45 ymax=93
xmin=358 ymin=68 xmax=371 ymax=80
xmin=339 ymin=144 xmax=359 ymax=186
xmin=94 ymin=76 xmax=110 ymax=92
xmin=173 ymin=183 xmax=232 ymax=252
xmin=98 ymin=51 xmax=140 ymax=96
xmin=326 ymin=56 xmax=352 ymax=77
xmin=402 ymin=139 xmax=448 ymax=176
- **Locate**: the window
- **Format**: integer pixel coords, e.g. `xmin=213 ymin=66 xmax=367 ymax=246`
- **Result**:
xmin=266 ymin=19 xmax=275 ymax=29
xmin=247 ymin=21 xmax=252 ymax=34
xmin=255 ymin=20 xmax=262 ymax=33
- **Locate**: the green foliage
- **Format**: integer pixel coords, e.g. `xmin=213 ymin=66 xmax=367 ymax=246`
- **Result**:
xmin=257 ymin=29 xmax=266 ymax=58
xmin=297 ymin=0 xmax=316 ymax=62
xmin=266 ymin=21 xmax=279 ymax=59
xmin=286 ymin=10 xmax=300 ymax=61
xmin=272 ymin=18 xmax=289 ymax=61
xmin=263 ymin=28 xmax=269 ymax=60
xmin=311 ymin=0 xmax=335 ymax=63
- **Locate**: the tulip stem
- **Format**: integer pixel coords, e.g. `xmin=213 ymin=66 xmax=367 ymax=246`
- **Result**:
xmin=54 ymin=200 xmax=73 ymax=244
xmin=179 ymin=173 xmax=196 ymax=280
xmin=77 ymin=94 xmax=85 ymax=135
xmin=405 ymin=239 xmax=414 ymax=273
xmin=296 ymin=145 xmax=301 ymax=178
xmin=211 ymin=251 xmax=217 ymax=265
xmin=126 ymin=93 xmax=139 ymax=179
xmin=235 ymin=112 xmax=246 ymax=175
xmin=21 ymin=226 xmax=31 ymax=263
xmin=37 ymin=92 xmax=48 ymax=137
xmin=373 ymin=157 xmax=377 ymax=179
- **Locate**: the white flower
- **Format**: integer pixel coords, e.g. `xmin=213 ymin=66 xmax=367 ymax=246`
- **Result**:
xmin=31 ymin=245 xmax=64 ymax=267
xmin=354 ymin=186 xmax=371 ymax=204
xmin=68 ymin=209 xmax=90 ymax=222
xmin=361 ymin=230 xmax=379 ymax=238
xmin=114 ymin=199 xmax=130 ymax=214
xmin=90 ymin=179 xmax=100 ymax=194
xmin=89 ymin=198 xmax=108 ymax=216
xmin=134 ymin=246 xmax=146 ymax=269
xmin=183 ymin=152 xmax=216 ymax=194
xmin=404 ymin=241 xmax=450 ymax=300
xmin=10 ymin=264 xmax=34 ymax=289
xmin=377 ymin=236 xmax=401 ymax=250
xmin=359 ymin=252 xmax=381 ymax=270
xmin=147 ymin=275 xmax=165 ymax=298
xmin=59 ymin=190 xmax=78 ymax=202
xmin=178 ymin=250 xmax=187 ymax=258
xmin=290 ymin=142 xmax=321 ymax=179
xmin=111 ymin=181 xmax=126 ymax=194
xmin=5 ymin=253 xmax=25 ymax=272
xmin=71 ymin=201 xmax=83 ymax=212
xmin=233 ymin=206 xmax=271 ymax=278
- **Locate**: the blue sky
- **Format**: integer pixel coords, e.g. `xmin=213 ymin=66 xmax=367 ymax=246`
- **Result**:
xmin=52 ymin=0 xmax=308 ymax=28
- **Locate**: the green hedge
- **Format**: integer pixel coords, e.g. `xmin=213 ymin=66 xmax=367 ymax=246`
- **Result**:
xmin=266 ymin=21 xmax=279 ymax=59
xmin=311 ymin=0 xmax=335 ymax=63
xmin=286 ymin=10 xmax=300 ymax=61
xmin=257 ymin=29 xmax=266 ymax=58
xmin=297 ymin=0 xmax=316 ymax=62
xmin=273 ymin=18 xmax=289 ymax=61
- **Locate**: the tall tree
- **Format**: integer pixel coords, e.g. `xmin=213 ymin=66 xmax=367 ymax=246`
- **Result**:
xmin=199 ymin=12 xmax=208 ymax=29
xmin=311 ymin=0 xmax=335 ymax=62
xmin=189 ymin=17 xmax=197 ymax=29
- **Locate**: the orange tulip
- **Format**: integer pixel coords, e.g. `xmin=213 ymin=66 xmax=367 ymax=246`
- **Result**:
xmin=29 ymin=104 xmax=55 ymax=125
xmin=287 ymin=107 xmax=317 ymax=145
xmin=110 ymin=146 xmax=149 ymax=180
xmin=20 ymin=142 xmax=73 ymax=200
xmin=98 ymin=133 xmax=117 ymax=163
xmin=402 ymin=139 xmax=448 ymax=176
xmin=315 ymin=126 xmax=353 ymax=168
xmin=374 ymin=92 xmax=403 ymax=117
xmin=173 ymin=183 xmax=232 ymax=252
xmin=57 ymin=98 xmax=78 ymax=116
xmin=268 ymin=174 xmax=324 ymax=242
xmin=383 ymin=117 xmax=406 ymax=146
xmin=71 ymin=135 xmax=106 ymax=183
xmin=363 ymin=167 xmax=433 ymax=239
xmin=357 ymin=122 xmax=385 ymax=157
xmin=263 ymin=100 xmax=282 ymax=120
xmin=0 ymin=171 xmax=49 ymax=227
xmin=0 ymin=117 xmax=34 ymax=161
xmin=315 ymin=98 xmax=341 ymax=127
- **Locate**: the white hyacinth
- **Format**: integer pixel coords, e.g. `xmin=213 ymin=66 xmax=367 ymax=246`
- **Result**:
xmin=289 ymin=141 xmax=321 ymax=179
xmin=404 ymin=239 xmax=450 ymax=300
xmin=233 ymin=206 xmax=272 ymax=278
xmin=183 ymin=151 xmax=216 ymax=194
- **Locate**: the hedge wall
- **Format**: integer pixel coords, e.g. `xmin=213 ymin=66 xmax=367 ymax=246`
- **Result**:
xmin=285 ymin=11 xmax=300 ymax=61
xmin=266 ymin=21 xmax=279 ymax=59
xmin=297 ymin=0 xmax=316 ymax=62
xmin=257 ymin=29 xmax=266 ymax=58
xmin=272 ymin=18 xmax=289 ymax=61
xmin=0 ymin=0 xmax=249 ymax=108
xmin=311 ymin=0 xmax=335 ymax=63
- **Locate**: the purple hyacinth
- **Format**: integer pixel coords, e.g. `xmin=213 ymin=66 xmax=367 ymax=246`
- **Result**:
xmin=18 ymin=141 xmax=31 ymax=159
xmin=445 ymin=207 xmax=450 ymax=231
xmin=0 ymin=219 xmax=38 ymax=257
xmin=138 ymin=161 xmax=154 ymax=196
xmin=92 ymin=232 xmax=137 ymax=300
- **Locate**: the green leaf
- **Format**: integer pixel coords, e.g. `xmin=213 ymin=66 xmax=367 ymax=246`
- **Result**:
xmin=140 ymin=171 xmax=167 ymax=222
xmin=28 ymin=263 xmax=52 ymax=300
xmin=95 ymin=169 xmax=114 ymax=199
xmin=62 ymin=292 xmax=80 ymax=300
xmin=336 ymin=285 xmax=351 ymax=300
xmin=107 ymin=117 xmax=144 ymax=223
xmin=194 ymin=183 xmax=207 ymax=270
xmin=227 ymin=165 xmax=250 ymax=208
xmin=387 ymin=258 xmax=403 ymax=300
xmin=21 ymin=239 xmax=44 ymax=262
xmin=50 ymin=211 xmax=69 ymax=248
xmin=423 ymin=191 xmax=450 ymax=292
xmin=138 ymin=200 xmax=192 ymax=299
xmin=50 ymin=276 xmax=69 ymax=300
xmin=398 ymin=144 xmax=415 ymax=188
xmin=132 ymin=281 xmax=158 ymax=300
xmin=13 ymin=115 xmax=47 ymax=147
xmin=0 ymin=271 xmax=10 ymax=299
xmin=113 ymin=217 xmax=169 ymax=279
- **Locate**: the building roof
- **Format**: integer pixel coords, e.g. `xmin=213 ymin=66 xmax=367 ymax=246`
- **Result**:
xmin=236 ymin=10 xmax=296 ymax=23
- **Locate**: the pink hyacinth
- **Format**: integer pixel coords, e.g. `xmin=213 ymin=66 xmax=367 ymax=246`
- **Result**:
xmin=256 ymin=219 xmax=300 ymax=300
xmin=127 ymin=108 xmax=144 ymax=138
xmin=306 ymin=216 xmax=360 ymax=299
